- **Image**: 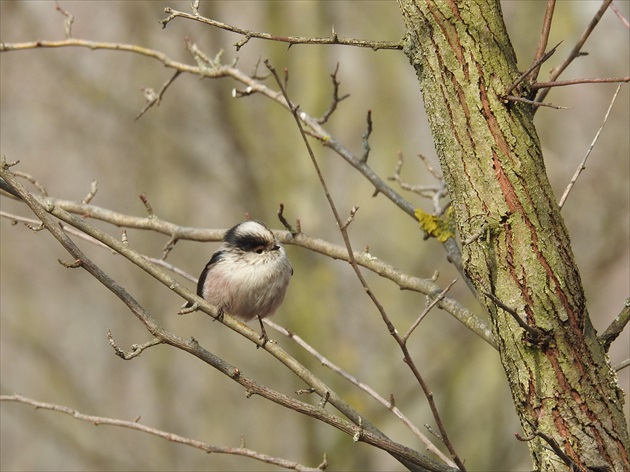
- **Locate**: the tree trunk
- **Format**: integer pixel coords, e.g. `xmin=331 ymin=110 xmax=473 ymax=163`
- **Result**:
xmin=397 ymin=0 xmax=629 ymax=470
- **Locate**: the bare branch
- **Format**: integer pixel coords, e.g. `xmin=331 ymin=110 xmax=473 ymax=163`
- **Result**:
xmin=265 ymin=59 xmax=467 ymax=472
xmin=504 ymin=41 xmax=560 ymax=97
xmin=558 ymin=85 xmax=621 ymax=209
xmin=0 ymin=35 xmax=472 ymax=290
xmin=503 ymin=94 xmax=568 ymax=110
xmin=136 ymin=70 xmax=182 ymax=120
xmin=599 ymin=297 xmax=630 ymax=352
xmin=532 ymin=76 xmax=629 ymax=90
xmin=403 ymin=279 xmax=458 ymax=343
xmin=160 ymin=7 xmax=403 ymax=51
xmin=611 ymin=1 xmax=630 ymax=29
xmin=264 ymin=319 xmax=457 ymax=468
xmin=0 ymin=211 xmax=111 ymax=250
xmin=0 ymin=165 xmax=455 ymax=472
xmin=1 ymin=189 xmax=494 ymax=348
xmin=107 ymin=330 xmax=163 ymax=360
xmin=528 ymin=0 xmax=556 ymax=83
xmin=1 ymin=182 xmax=493 ymax=348
xmin=535 ymin=0 xmax=614 ymax=105
xmin=0 ymin=394 xmax=325 ymax=472
xmin=483 ymin=292 xmax=547 ymax=343
xmin=316 ymin=63 xmax=350 ymax=124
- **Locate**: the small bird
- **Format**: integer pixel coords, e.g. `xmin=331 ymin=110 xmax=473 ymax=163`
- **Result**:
xmin=184 ymin=220 xmax=293 ymax=339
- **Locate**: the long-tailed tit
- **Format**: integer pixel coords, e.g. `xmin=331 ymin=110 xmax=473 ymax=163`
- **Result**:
xmin=184 ymin=220 xmax=292 ymax=337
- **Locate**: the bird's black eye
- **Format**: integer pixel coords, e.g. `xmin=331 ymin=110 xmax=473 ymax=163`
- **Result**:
xmin=255 ymin=247 xmax=264 ymax=254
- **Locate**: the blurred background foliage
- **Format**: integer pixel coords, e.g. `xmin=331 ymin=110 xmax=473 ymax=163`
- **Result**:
xmin=1 ymin=1 xmax=628 ymax=471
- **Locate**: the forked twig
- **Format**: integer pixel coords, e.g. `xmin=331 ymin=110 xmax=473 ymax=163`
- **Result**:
xmin=535 ymin=0 xmax=614 ymax=106
xmin=136 ymin=70 xmax=182 ymax=120
xmin=504 ymin=42 xmax=560 ymax=97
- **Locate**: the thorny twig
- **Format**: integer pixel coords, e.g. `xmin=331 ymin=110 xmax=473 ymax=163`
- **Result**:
xmin=535 ymin=0 xmax=614 ymax=106
xmin=160 ymin=7 xmax=403 ymax=51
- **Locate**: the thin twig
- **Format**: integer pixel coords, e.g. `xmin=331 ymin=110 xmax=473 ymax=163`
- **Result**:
xmin=611 ymin=1 xmax=630 ymax=29
xmin=516 ymin=425 xmax=579 ymax=470
xmin=82 ymin=180 xmax=98 ymax=204
xmin=528 ymin=0 xmax=556 ymax=83
xmin=11 ymin=170 xmax=49 ymax=196
xmin=504 ymin=42 xmax=560 ymax=97
xmin=136 ymin=69 xmax=182 ymax=120
xmin=361 ymin=110 xmax=373 ymax=162
xmin=264 ymin=319 xmax=457 ymax=468
xmin=598 ymin=297 xmax=630 ymax=352
xmin=139 ymin=193 xmax=155 ymax=217
xmin=389 ymin=152 xmax=443 ymax=199
xmin=54 ymin=1 xmax=74 ymax=38
xmin=277 ymin=203 xmax=299 ymax=236
xmin=403 ymin=279 xmax=458 ymax=343
xmin=558 ymin=85 xmax=621 ymax=209
xmin=535 ymin=0 xmax=614 ymax=106
xmin=107 ymin=330 xmax=163 ymax=360
xmin=532 ymin=76 xmax=629 ymax=90
xmin=0 ymin=211 xmax=111 ymax=250
xmin=317 ymin=63 xmax=350 ymax=124
xmin=0 ymin=394 xmax=325 ymax=472
xmin=160 ymin=7 xmax=403 ymax=51
xmin=503 ymin=95 xmax=567 ymax=110
xmin=614 ymin=358 xmax=630 ymax=372
xmin=484 ymin=292 xmax=546 ymax=343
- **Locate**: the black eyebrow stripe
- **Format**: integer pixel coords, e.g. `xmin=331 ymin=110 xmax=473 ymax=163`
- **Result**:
xmin=231 ymin=233 xmax=270 ymax=252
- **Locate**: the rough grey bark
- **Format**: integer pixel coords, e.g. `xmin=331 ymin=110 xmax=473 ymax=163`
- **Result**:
xmin=397 ymin=0 xmax=629 ymax=470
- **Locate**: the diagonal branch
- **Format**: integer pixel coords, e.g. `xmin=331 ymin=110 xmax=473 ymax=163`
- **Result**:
xmin=0 ymin=164 xmax=456 ymax=472
xmin=264 ymin=319 xmax=457 ymax=468
xmin=558 ymin=85 xmax=621 ymax=209
xmin=528 ymin=0 xmax=556 ymax=83
xmin=599 ymin=298 xmax=630 ymax=352
xmin=535 ymin=0 xmax=614 ymax=105
xmin=531 ymin=76 xmax=629 ymax=90
xmin=265 ymin=59 xmax=467 ymax=472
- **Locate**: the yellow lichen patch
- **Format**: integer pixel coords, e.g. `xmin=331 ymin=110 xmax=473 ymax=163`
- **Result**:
xmin=414 ymin=207 xmax=456 ymax=242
